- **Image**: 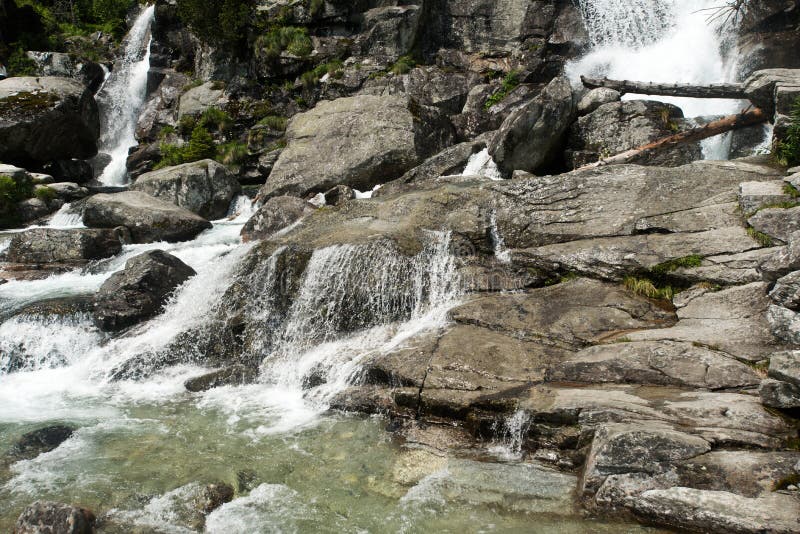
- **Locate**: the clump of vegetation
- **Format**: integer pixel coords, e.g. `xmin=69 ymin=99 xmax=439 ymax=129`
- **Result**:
xmin=156 ymin=125 xmax=216 ymax=169
xmin=176 ymin=0 xmax=252 ymax=48
xmin=773 ymin=473 xmax=800 ymax=491
xmin=308 ymin=0 xmax=324 ymax=16
xmin=177 ymin=107 xmax=233 ymax=137
xmin=217 ymin=141 xmax=249 ymax=165
xmin=258 ymin=115 xmax=288 ymax=131
xmin=785 ymin=183 xmax=800 ymax=198
xmin=256 ymin=26 xmax=313 ymax=60
xmin=747 ymin=226 xmax=774 ymax=247
xmin=624 ymin=276 xmax=675 ymax=301
xmin=7 ymin=46 xmax=38 ymax=76
xmin=775 ymin=97 xmax=800 ymax=167
xmin=650 ymin=255 xmax=703 ymax=276
xmin=34 ymin=186 xmax=57 ymax=202
xmin=390 ymin=55 xmax=415 ymax=75
xmin=0 ymin=173 xmax=35 ymax=227
xmin=485 ymin=71 xmax=520 ymax=110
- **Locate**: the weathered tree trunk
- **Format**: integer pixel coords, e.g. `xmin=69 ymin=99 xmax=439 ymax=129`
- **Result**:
xmin=577 ymin=107 xmax=767 ymax=170
xmin=581 ymin=76 xmax=748 ymax=100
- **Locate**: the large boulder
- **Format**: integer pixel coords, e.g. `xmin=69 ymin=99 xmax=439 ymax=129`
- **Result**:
xmin=4 ymin=227 xmax=126 ymax=264
xmin=488 ymin=76 xmax=576 ymax=175
xmin=25 ymin=51 xmax=106 ymax=93
xmin=82 ymin=191 xmax=212 ymax=243
xmin=14 ymin=501 xmax=95 ymax=534
xmin=131 ymin=159 xmax=241 ymax=219
xmin=178 ymin=81 xmax=227 ymax=118
xmin=240 ymin=196 xmax=316 ymax=242
xmin=565 ymin=100 xmax=701 ymax=168
xmin=92 ymin=250 xmax=196 ymax=331
xmin=0 ymin=77 xmax=100 ymax=164
xmin=256 ymin=94 xmax=454 ymax=200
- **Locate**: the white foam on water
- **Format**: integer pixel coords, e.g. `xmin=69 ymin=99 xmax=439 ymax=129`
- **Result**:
xmin=488 ymin=211 xmax=511 ymax=264
xmin=487 ymin=409 xmax=531 ymax=461
xmin=47 ymin=203 xmax=85 ymax=228
xmin=354 ymin=184 xmax=383 ymax=199
xmin=567 ymin=0 xmax=745 ymax=159
xmin=95 ymin=5 xmax=155 ymax=185
xmin=463 ymin=148 xmax=504 ymax=181
xmin=205 ymin=483 xmax=307 ymax=534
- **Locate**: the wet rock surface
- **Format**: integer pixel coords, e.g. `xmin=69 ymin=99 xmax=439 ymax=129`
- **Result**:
xmin=14 ymin=501 xmax=95 ymax=534
xmin=92 ymin=250 xmax=196 ymax=331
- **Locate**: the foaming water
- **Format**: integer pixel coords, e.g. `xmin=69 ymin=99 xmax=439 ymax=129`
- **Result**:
xmin=567 ymin=0 xmax=744 ymax=158
xmin=463 ymin=148 xmax=503 ymax=180
xmin=95 ymin=5 xmax=155 ymax=185
xmin=47 ymin=203 xmax=85 ymax=229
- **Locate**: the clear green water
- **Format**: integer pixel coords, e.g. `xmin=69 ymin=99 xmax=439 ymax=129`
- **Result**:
xmin=0 ymin=392 xmax=664 ymax=533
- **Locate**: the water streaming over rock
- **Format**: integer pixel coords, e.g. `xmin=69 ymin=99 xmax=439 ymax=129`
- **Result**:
xmin=46 ymin=203 xmax=85 ymax=228
xmin=568 ymin=0 xmax=745 ymax=158
xmin=94 ymin=5 xmax=155 ymax=185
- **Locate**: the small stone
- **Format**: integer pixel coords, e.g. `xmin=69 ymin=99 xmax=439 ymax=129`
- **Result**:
xmin=577 ymin=87 xmax=621 ymax=115
xmin=9 ymin=425 xmax=75 ymax=460
xmin=787 ymin=484 xmax=798 ymax=491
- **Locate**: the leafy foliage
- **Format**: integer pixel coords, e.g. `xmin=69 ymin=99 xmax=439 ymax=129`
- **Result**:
xmin=255 ymin=26 xmax=312 ymax=60
xmin=775 ymin=97 xmax=800 ymax=167
xmin=0 ymin=173 xmax=35 ymax=227
xmin=176 ymin=0 xmax=253 ymax=48
xmin=390 ymin=55 xmax=415 ymax=75
xmin=484 ymin=71 xmax=520 ymax=110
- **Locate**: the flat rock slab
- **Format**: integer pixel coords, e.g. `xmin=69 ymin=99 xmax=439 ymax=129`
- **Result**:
xmin=628 ymin=282 xmax=779 ymax=362
xmin=515 ymin=226 xmax=760 ymax=281
xmin=3 ymin=227 xmax=126 ymax=264
xmin=628 ymin=488 xmax=800 ymax=534
xmin=547 ymin=340 xmax=760 ymax=390
xmin=748 ymin=206 xmax=800 ymax=244
xmin=492 ymin=160 xmax=780 ymax=249
xmin=739 ymin=180 xmax=795 ymax=215
xmin=450 ymin=278 xmax=676 ymax=349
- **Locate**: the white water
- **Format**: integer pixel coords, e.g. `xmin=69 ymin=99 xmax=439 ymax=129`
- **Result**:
xmin=567 ymin=0 xmax=744 ymax=158
xmin=47 ymin=203 xmax=85 ymax=228
xmin=95 ymin=5 xmax=155 ymax=185
xmin=463 ymin=148 xmax=503 ymax=180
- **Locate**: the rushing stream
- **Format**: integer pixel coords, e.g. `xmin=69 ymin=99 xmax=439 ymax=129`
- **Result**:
xmin=0 ymin=2 xmax=731 ymax=531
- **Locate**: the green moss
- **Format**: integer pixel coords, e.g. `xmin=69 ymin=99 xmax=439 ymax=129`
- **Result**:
xmin=0 ymin=91 xmax=59 ymax=115
xmin=650 ymin=255 xmax=703 ymax=276
xmin=747 ymin=226 xmax=774 ymax=247
xmin=0 ymin=173 xmax=35 ymax=228
xmin=484 ymin=71 xmax=520 ymax=110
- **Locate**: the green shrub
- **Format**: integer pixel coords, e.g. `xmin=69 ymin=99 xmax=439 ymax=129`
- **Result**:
xmin=198 ymin=107 xmax=233 ymax=133
xmin=0 ymin=174 xmax=34 ymax=227
xmin=34 ymin=186 xmax=57 ymax=202
xmin=7 ymin=46 xmax=38 ymax=76
xmin=158 ymin=125 xmax=176 ymax=139
xmin=216 ymin=141 xmax=248 ymax=165
xmin=485 ymin=71 xmax=520 ymax=110
xmin=776 ymin=97 xmax=800 ymax=167
xmin=256 ymin=26 xmax=312 ymax=59
xmin=184 ymin=126 xmax=216 ymax=162
xmin=623 ymin=276 xmax=674 ymax=301
xmin=176 ymin=0 xmax=252 ymax=48
xmin=178 ymin=115 xmax=198 ymax=136
xmin=390 ymin=55 xmax=415 ymax=75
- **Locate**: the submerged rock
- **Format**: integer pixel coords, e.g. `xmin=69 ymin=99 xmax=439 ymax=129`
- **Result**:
xmin=0 ymin=77 xmax=100 ymax=164
xmin=131 ymin=159 xmax=241 ymax=220
xmin=8 ymin=425 xmax=75 ymax=461
xmin=82 ymin=191 xmax=212 ymax=243
xmin=14 ymin=501 xmax=95 ymax=534
xmin=92 ymin=250 xmax=196 ymax=331
xmin=184 ymin=365 xmax=258 ymax=392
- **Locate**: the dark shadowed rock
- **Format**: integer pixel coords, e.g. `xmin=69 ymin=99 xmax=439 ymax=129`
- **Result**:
xmin=14 ymin=501 xmax=95 ymax=534
xmin=92 ymin=250 xmax=196 ymax=331
xmin=241 ymin=196 xmax=316 ymax=242
xmin=0 ymin=77 xmax=100 ymax=164
xmin=489 ymin=76 xmax=576 ymax=175
xmin=131 ymin=159 xmax=241 ymax=219
xmin=9 ymin=425 xmax=75 ymax=460
xmin=323 ymin=185 xmax=355 ymax=206
xmin=82 ymin=191 xmax=212 ymax=243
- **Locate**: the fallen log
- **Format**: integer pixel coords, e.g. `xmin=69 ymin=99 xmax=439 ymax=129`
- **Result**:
xmin=577 ymin=107 xmax=767 ymax=170
xmin=581 ymin=75 xmax=747 ymax=100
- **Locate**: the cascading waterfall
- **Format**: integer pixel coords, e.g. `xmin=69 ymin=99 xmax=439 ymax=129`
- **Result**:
xmin=567 ymin=0 xmax=749 ymax=159
xmin=94 ymin=5 xmax=155 ymax=185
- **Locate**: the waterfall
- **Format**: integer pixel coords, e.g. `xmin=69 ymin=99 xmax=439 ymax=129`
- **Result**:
xmin=567 ymin=0 xmax=743 ymax=158
xmin=94 ymin=5 xmax=155 ymax=185
xmin=462 ymin=148 xmax=503 ymax=180
xmin=47 ymin=203 xmax=85 ymax=228
xmin=489 ymin=409 xmax=531 ymax=460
